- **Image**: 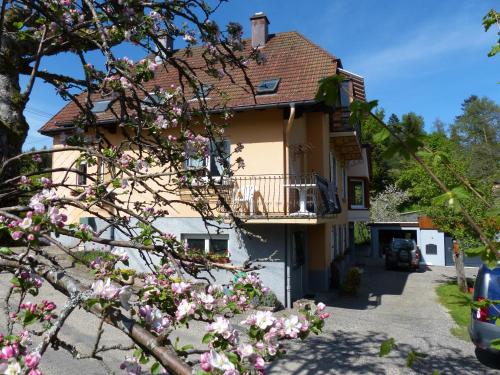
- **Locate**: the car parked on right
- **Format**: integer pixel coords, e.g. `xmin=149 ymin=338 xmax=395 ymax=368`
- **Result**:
xmin=469 ymin=264 xmax=500 ymax=354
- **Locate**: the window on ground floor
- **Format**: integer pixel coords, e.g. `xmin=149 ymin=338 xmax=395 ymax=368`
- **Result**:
xmin=181 ymin=234 xmax=229 ymax=256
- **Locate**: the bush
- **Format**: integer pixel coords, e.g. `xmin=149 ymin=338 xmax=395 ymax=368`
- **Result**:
xmin=255 ymin=290 xmax=284 ymax=311
xmin=342 ymin=267 xmax=362 ymax=295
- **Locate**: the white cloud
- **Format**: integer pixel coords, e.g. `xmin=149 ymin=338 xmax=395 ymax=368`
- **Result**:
xmin=348 ymin=14 xmax=492 ymax=81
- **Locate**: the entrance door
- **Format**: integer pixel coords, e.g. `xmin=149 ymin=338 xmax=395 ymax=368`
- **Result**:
xmin=290 ymin=231 xmax=307 ymax=302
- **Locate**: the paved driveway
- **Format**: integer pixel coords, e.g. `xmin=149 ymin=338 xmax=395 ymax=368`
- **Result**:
xmin=268 ymin=257 xmax=500 ymax=374
xmin=2 ymin=250 xmax=499 ymax=374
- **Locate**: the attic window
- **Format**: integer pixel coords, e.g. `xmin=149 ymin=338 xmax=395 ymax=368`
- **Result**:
xmin=195 ymin=84 xmax=213 ymax=98
xmin=91 ymin=100 xmax=111 ymax=113
xmin=256 ymin=78 xmax=280 ymax=95
xmin=142 ymin=93 xmax=163 ymax=106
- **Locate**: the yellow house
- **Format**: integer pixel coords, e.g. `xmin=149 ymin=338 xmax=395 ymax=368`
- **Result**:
xmin=40 ymin=13 xmax=371 ymax=306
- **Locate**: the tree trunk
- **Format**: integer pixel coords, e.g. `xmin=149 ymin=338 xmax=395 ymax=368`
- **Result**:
xmin=453 ymin=241 xmax=468 ymax=293
xmin=0 ymin=36 xmax=29 ymax=168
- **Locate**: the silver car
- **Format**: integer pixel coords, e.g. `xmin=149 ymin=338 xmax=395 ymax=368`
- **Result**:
xmin=469 ymin=264 xmax=500 ymax=353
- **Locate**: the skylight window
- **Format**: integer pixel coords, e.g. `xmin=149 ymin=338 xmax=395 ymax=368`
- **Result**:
xmin=142 ymin=93 xmax=163 ymax=106
xmin=195 ymin=84 xmax=213 ymax=98
xmin=256 ymin=78 xmax=280 ymax=95
xmin=91 ymin=100 xmax=111 ymax=113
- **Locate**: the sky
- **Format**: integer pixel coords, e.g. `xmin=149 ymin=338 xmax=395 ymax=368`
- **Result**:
xmin=23 ymin=0 xmax=499 ymax=150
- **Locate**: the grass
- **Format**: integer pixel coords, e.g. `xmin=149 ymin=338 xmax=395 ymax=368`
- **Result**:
xmin=77 ymin=250 xmax=114 ymax=264
xmin=435 ymin=280 xmax=473 ymax=341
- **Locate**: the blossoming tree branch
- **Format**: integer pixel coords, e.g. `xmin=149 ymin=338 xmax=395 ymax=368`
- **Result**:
xmin=0 ymin=1 xmax=329 ymax=374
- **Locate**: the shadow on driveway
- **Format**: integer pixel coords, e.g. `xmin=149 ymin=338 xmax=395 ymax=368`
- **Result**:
xmin=267 ymin=329 xmax=494 ymax=374
xmin=316 ymin=257 xmax=428 ymax=310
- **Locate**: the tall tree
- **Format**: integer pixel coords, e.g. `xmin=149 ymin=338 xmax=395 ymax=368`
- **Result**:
xmin=450 ymin=95 xmax=500 ymax=183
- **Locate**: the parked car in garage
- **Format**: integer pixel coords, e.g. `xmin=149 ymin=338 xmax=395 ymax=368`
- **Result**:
xmin=469 ymin=264 xmax=500 ymax=353
xmin=385 ymin=238 xmax=420 ymax=271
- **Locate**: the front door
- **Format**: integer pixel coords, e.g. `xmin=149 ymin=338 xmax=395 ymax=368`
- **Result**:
xmin=290 ymin=231 xmax=307 ymax=302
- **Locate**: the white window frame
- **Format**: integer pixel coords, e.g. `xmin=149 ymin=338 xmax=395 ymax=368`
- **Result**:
xmin=185 ymin=139 xmax=231 ymax=183
xmin=181 ymin=234 xmax=229 ymax=255
xmin=350 ymin=178 xmax=365 ymax=209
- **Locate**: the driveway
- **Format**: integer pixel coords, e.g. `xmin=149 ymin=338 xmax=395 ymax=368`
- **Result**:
xmin=1 ymin=249 xmax=499 ymax=374
xmin=268 ymin=256 xmax=500 ymax=374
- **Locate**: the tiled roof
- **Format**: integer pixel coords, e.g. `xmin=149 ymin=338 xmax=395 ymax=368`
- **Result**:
xmin=40 ymin=31 xmax=365 ymax=134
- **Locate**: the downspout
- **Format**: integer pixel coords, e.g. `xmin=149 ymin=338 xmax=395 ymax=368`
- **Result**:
xmin=283 ymin=103 xmax=296 ymax=215
xmin=283 ymin=103 xmax=295 ymax=308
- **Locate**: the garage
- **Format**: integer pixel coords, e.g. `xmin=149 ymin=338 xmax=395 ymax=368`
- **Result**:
xmin=369 ymin=221 xmax=448 ymax=266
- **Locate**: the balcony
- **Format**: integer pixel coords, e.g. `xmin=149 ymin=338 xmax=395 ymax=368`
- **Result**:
xmin=221 ymin=174 xmax=340 ymax=224
xmin=329 ymin=108 xmax=362 ymax=161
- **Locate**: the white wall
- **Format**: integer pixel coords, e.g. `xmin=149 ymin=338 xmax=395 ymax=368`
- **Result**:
xmin=419 ymin=229 xmax=445 ymax=266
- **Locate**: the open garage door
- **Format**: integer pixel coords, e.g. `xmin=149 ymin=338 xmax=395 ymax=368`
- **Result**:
xmin=377 ymin=229 xmax=418 ymax=257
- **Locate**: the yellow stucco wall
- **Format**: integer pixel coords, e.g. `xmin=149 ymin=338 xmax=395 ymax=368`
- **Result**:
xmin=50 ymin=109 xmax=287 ymax=222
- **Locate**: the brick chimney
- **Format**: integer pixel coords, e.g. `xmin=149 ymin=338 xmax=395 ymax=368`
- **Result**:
xmin=250 ymin=12 xmax=269 ymax=48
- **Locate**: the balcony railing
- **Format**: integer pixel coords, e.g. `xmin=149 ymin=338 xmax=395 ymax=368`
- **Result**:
xmin=221 ymin=174 xmax=339 ymax=219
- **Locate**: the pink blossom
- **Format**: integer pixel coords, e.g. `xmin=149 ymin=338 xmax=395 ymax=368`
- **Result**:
xmin=200 ymin=352 xmax=213 ymax=372
xmin=24 ymin=352 xmax=41 ymax=369
xmin=237 ymin=343 xmax=254 ymax=358
xmin=254 ymin=356 xmax=265 ymax=370
xmin=175 ymin=299 xmax=195 ymax=321
xmin=43 ymin=301 xmax=56 ymax=311
xmin=171 ymin=282 xmax=191 ymax=295
xmin=1 ymin=345 xmax=15 ymax=359
xmin=319 ymin=312 xmax=330 ymax=320
xmin=11 ymin=231 xmax=23 ymax=241
xmin=316 ymin=302 xmax=326 ymax=311
xmin=91 ymin=278 xmax=121 ymax=300
xmin=282 ymin=315 xmax=301 ymax=338
xmin=40 ymin=177 xmax=52 ymax=188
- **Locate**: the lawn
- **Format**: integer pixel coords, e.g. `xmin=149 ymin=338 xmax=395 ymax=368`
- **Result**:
xmin=435 ymin=281 xmax=473 ymax=341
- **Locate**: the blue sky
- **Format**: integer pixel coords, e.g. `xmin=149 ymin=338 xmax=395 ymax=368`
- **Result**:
xmin=24 ymin=0 xmax=499 ymax=150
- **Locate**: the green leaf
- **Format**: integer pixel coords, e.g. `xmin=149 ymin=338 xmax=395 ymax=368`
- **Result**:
xmin=202 ymin=333 xmax=214 ymax=344
xmin=23 ymin=311 xmax=38 ymax=326
xmin=226 ymin=351 xmax=239 ymax=365
xmin=373 ymin=128 xmax=391 ymax=143
xmin=12 ymin=21 xmax=23 ymax=30
xmin=10 ymin=277 xmax=20 ymax=287
xmin=0 ymin=247 xmax=13 ymax=255
xmin=406 ymin=351 xmax=416 ymax=368
xmin=139 ymin=353 xmax=149 ymax=365
xmin=379 ymin=338 xmax=396 ymax=357
xmin=432 ymin=371 xmax=440 ymax=375
xmin=483 ymin=10 xmax=498 ymax=31
xmin=151 ymin=362 xmax=161 ymax=375
xmin=488 ymin=44 xmax=500 ymax=57
xmin=180 ymin=344 xmax=194 ymax=351
xmin=490 ymin=338 xmax=500 ymax=350
xmin=465 ymin=246 xmax=485 ymax=257
xmin=315 ymin=75 xmax=345 ymax=106
xmin=349 ymin=100 xmax=378 ymax=126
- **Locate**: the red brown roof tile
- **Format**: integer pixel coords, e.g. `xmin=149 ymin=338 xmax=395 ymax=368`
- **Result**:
xmin=40 ymin=31 xmax=365 ymax=134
